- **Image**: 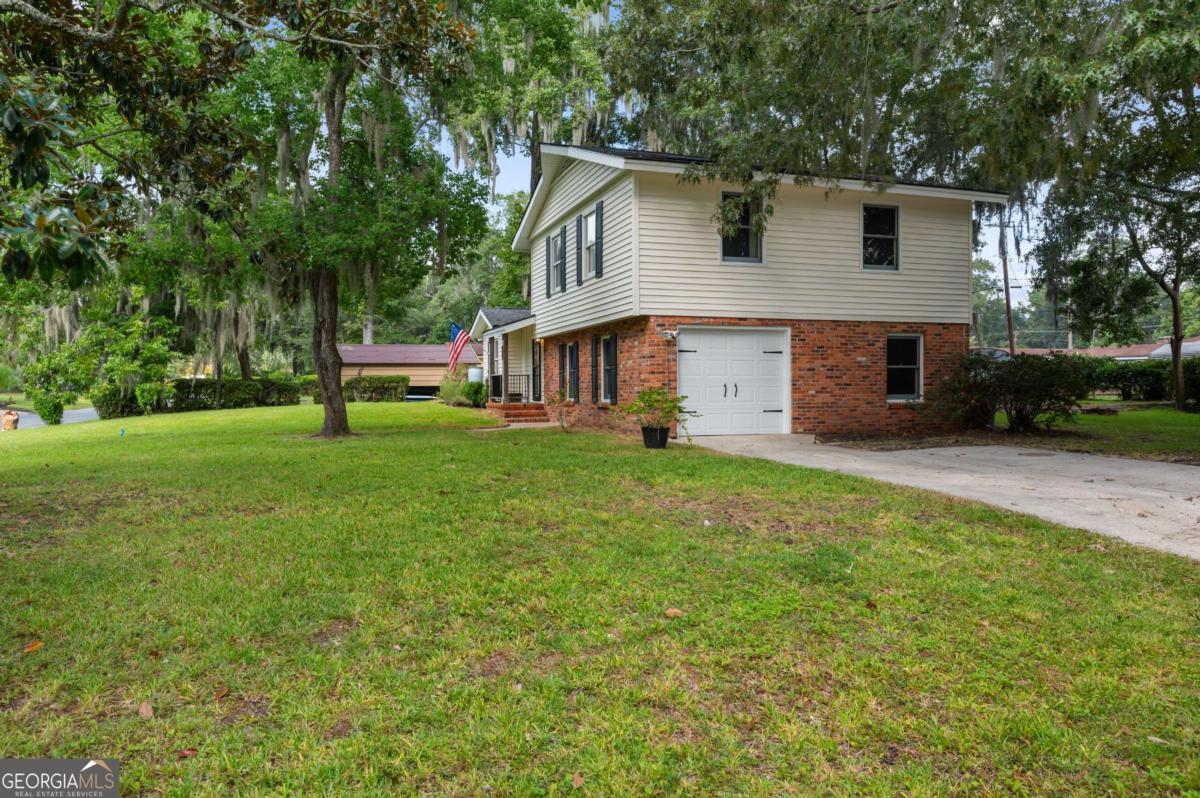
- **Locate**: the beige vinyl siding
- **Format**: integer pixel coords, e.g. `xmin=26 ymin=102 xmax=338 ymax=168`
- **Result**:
xmin=529 ymin=163 xmax=636 ymax=338
xmin=340 ymin=364 xmax=445 ymax=387
xmin=636 ymin=172 xmax=973 ymax=323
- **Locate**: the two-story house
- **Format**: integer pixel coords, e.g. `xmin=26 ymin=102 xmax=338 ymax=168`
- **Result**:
xmin=473 ymin=144 xmax=1006 ymax=437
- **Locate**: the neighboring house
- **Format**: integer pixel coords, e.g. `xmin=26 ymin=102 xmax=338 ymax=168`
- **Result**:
xmin=337 ymin=343 xmax=479 ymax=395
xmin=482 ymin=144 xmax=1006 ymax=436
xmin=1017 ymin=336 xmax=1200 ymax=361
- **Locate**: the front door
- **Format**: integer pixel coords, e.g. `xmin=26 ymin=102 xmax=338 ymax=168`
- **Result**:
xmin=531 ymin=340 xmax=542 ymax=402
xmin=676 ymin=327 xmax=790 ymax=435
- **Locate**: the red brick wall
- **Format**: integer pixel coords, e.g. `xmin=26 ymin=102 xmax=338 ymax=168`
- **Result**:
xmin=541 ymin=316 xmax=968 ymax=436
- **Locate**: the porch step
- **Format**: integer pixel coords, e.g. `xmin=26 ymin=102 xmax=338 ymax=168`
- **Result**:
xmin=487 ymin=401 xmax=550 ymax=423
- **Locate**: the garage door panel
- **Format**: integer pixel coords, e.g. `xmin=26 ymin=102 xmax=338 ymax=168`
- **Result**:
xmin=677 ymin=327 xmax=789 ymax=436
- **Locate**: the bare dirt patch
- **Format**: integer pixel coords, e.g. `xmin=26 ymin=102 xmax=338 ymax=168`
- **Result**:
xmin=474 ymin=649 xmax=514 ymax=678
xmin=309 ymin=618 xmax=360 ymax=648
xmin=222 ymin=696 xmax=270 ymax=724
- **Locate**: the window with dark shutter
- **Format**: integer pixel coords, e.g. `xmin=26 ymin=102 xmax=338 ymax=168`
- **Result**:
xmin=886 ymin=335 xmax=922 ymax=400
xmin=602 ymin=334 xmax=617 ymax=403
xmin=863 ymin=205 xmax=899 ymax=270
xmin=558 ymin=224 xmax=568 ymax=292
xmin=594 ymin=201 xmax=604 ymax=277
xmin=591 ymin=335 xmax=599 ymax=403
xmin=567 ymin=342 xmax=579 ymax=401
xmin=550 ymin=232 xmax=564 ymax=292
xmin=558 ymin=342 xmax=566 ymax=396
xmin=576 ymin=215 xmax=583 ymax=285
xmin=545 ymin=236 xmax=552 ymax=298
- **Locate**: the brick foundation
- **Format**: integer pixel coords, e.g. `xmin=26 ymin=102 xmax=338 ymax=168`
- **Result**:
xmin=541 ymin=316 xmax=968 ymax=437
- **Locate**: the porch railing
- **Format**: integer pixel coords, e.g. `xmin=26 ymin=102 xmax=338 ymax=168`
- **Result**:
xmin=489 ymin=373 xmax=534 ymax=403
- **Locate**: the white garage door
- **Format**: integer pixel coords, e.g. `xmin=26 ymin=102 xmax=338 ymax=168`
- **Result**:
xmin=676 ymin=327 xmax=790 ymax=435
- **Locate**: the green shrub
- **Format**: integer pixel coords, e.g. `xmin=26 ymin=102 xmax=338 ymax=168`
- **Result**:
xmin=0 ymin=363 xmax=20 ymax=392
xmin=345 ymin=375 xmax=409 ymax=402
xmin=464 ymin=380 xmax=487 ymax=408
xmin=438 ymin=374 xmax=472 ymax=407
xmin=1183 ymin=357 xmax=1200 ymax=406
xmin=1099 ymin=359 xmax=1171 ymax=401
xmin=296 ymin=374 xmax=320 ymax=402
xmin=29 ymin=389 xmax=69 ymax=425
xmin=1064 ymin=354 xmax=1112 ymax=396
xmin=935 ymin=353 xmax=1089 ymax=433
xmin=90 ymin=383 xmax=139 ymax=419
xmin=257 ymin=378 xmax=301 ymax=406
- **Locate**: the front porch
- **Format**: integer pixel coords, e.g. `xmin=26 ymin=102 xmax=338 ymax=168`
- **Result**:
xmin=479 ymin=314 xmax=546 ymax=422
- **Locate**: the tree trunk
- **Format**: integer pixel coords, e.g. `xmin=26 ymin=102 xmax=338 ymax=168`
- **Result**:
xmin=237 ymin=344 xmax=253 ymax=381
xmin=307 ymin=57 xmax=355 ymax=436
xmin=363 ymin=260 xmax=378 ymax=344
xmin=998 ymin=208 xmax=1016 ymax=354
xmin=310 ymin=267 xmax=350 ymax=436
xmin=1168 ymin=288 xmax=1186 ymax=411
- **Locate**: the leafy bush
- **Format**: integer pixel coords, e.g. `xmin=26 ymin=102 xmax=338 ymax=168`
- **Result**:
xmin=1096 ymin=359 xmax=1170 ymax=401
xmin=90 ymin=383 xmax=139 ymax=419
xmin=464 ymin=380 xmax=487 ymax=408
xmin=1064 ymin=354 xmax=1113 ymax=396
xmin=344 ymin=375 xmax=409 ymax=402
xmin=623 ymin=387 xmax=694 ymax=438
xmin=1184 ymin=358 xmax=1200 ymax=406
xmin=0 ymin=363 xmax=20 ymax=392
xmin=438 ymin=374 xmax=472 ymax=407
xmin=257 ymin=378 xmax=301 ymax=406
xmin=935 ymin=353 xmax=1090 ymax=433
xmin=29 ymin=389 xmax=68 ymax=425
xmin=296 ymin=374 xmax=320 ymax=401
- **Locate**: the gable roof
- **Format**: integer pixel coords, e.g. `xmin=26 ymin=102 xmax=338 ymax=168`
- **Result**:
xmin=336 ymin=343 xmax=479 ymax=366
xmin=512 ymin=143 xmax=1011 ymax=251
xmin=478 ymin=307 xmax=533 ymax=327
xmin=470 ymin=306 xmax=534 ymax=338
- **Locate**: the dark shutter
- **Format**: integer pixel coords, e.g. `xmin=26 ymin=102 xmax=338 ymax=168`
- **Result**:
xmin=558 ymin=342 xmax=566 ymax=395
xmin=591 ymin=334 xmax=599 ymax=403
xmin=575 ymin=214 xmax=583 ymax=285
xmin=594 ymin=201 xmax=604 ymax=277
xmin=569 ymin=343 xmax=580 ymax=401
xmin=606 ymin=332 xmax=618 ymax=403
xmin=558 ymin=224 xmax=567 ymax=292
xmin=544 ymin=236 xmax=551 ymax=298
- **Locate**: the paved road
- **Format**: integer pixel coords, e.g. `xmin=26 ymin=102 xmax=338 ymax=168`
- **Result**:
xmin=6 ymin=407 xmax=99 ymax=430
xmin=695 ymin=435 xmax=1200 ymax=561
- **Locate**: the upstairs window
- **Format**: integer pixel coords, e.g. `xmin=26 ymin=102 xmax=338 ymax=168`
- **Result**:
xmin=551 ymin=231 xmax=565 ymax=291
xmin=863 ymin=204 xmax=899 ymax=270
xmin=886 ymin=335 xmax=922 ymax=400
xmin=583 ymin=211 xmax=597 ymax=276
xmin=720 ymin=192 xmax=762 ymax=263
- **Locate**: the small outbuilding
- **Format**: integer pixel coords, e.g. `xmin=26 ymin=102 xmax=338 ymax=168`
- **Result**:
xmin=337 ymin=343 xmax=480 ymax=395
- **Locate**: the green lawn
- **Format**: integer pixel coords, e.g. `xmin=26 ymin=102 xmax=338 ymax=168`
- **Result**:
xmin=842 ymin=406 xmax=1200 ymax=464
xmin=2 ymin=404 xmax=1197 ymax=795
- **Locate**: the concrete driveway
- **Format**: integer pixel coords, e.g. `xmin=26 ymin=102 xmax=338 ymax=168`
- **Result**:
xmin=695 ymin=436 xmax=1200 ymax=561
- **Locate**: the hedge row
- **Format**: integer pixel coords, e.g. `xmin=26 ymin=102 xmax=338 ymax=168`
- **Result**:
xmin=307 ymin=375 xmax=410 ymax=403
xmin=1069 ymin=355 xmax=1200 ymax=403
xmin=93 ymin=378 xmax=302 ymax=420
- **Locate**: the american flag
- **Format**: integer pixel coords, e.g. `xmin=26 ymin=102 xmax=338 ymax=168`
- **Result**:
xmin=447 ymin=321 xmax=471 ymax=373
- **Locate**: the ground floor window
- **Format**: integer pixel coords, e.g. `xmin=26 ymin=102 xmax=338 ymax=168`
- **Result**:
xmin=886 ymin=335 xmax=922 ymax=400
xmin=600 ymin=335 xmax=617 ymax=403
xmin=567 ymin=342 xmax=580 ymax=401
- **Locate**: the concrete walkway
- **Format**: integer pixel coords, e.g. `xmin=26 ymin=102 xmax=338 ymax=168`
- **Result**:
xmin=695 ymin=435 xmax=1200 ymax=561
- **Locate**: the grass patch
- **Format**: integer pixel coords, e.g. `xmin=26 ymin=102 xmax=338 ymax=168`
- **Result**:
xmin=838 ymin=406 xmax=1200 ymax=464
xmin=1 ymin=403 xmax=1197 ymax=795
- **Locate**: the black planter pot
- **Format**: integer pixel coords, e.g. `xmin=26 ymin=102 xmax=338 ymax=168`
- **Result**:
xmin=641 ymin=426 xmax=669 ymax=449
